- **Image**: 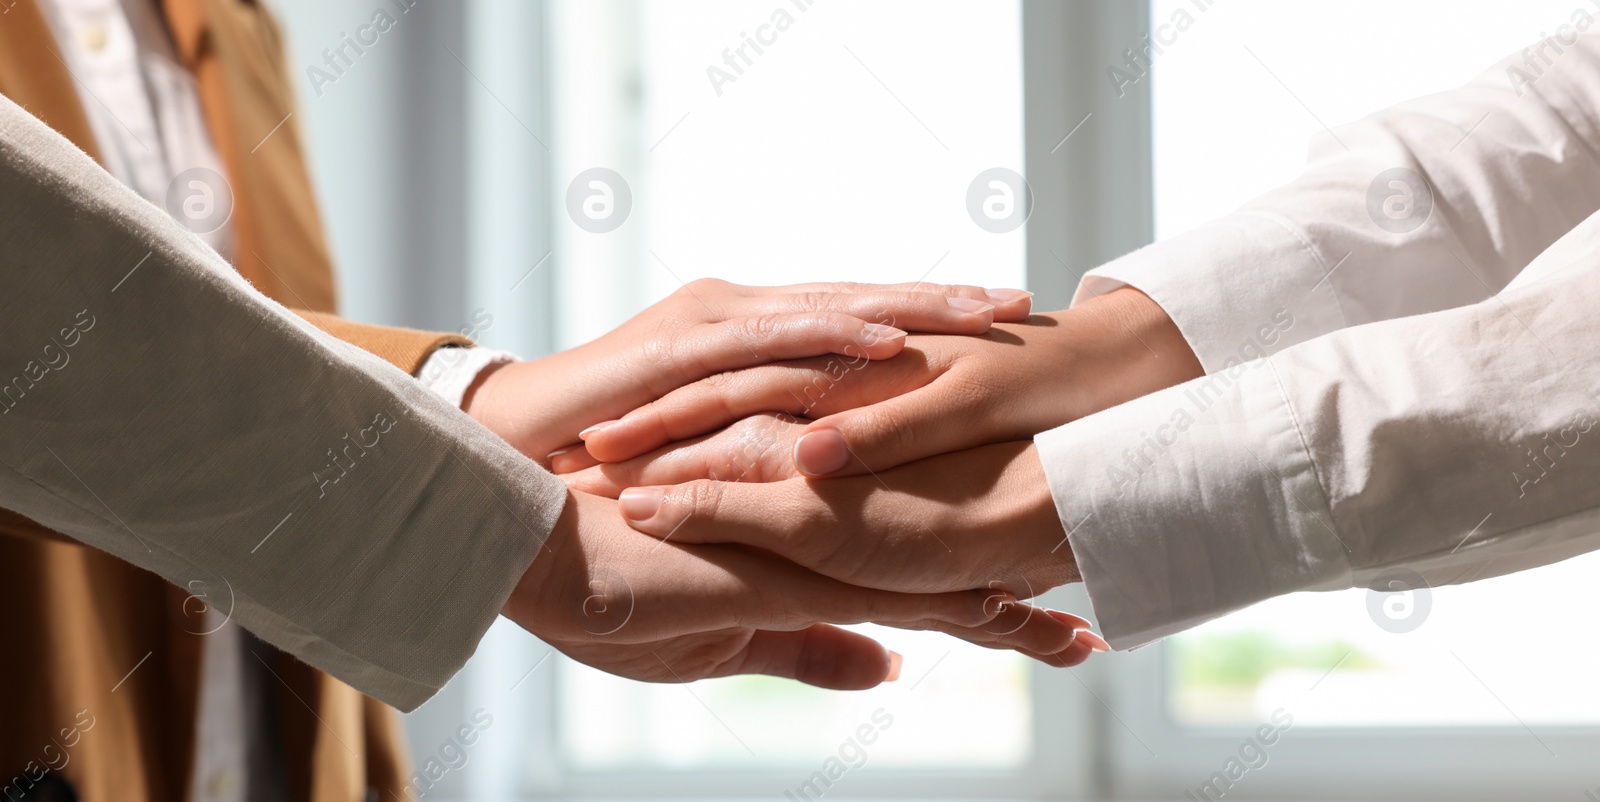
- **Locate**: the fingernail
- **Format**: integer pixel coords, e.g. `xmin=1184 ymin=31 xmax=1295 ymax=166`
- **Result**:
xmin=885 ymin=651 xmax=903 ymax=682
xmin=860 ymin=323 xmax=906 ymax=345
xmin=550 ymin=451 xmax=586 ymax=475
xmin=946 ymin=297 xmax=995 ymax=315
xmin=1044 ymin=609 xmax=1093 ymax=631
xmin=793 ymin=429 xmax=851 ymax=477
xmin=547 ymin=446 xmax=575 ymax=461
xmin=987 ymin=591 xmax=1018 ymax=616
xmin=618 ymin=487 xmax=664 ymax=522
xmin=579 ymin=420 xmax=619 ymax=440
xmin=1080 ymin=630 xmax=1111 ymax=653
xmin=985 ymin=288 xmax=1033 ymax=305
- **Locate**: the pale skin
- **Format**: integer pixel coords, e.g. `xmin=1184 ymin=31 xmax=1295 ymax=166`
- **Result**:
xmin=553 ymin=287 xmax=1204 ymax=661
xmin=458 ymin=279 xmax=1101 ymax=687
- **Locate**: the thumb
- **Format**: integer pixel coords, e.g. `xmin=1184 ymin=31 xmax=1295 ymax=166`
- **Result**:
xmin=725 ymin=625 xmax=902 ymax=690
xmin=791 ymin=387 xmax=962 ymax=477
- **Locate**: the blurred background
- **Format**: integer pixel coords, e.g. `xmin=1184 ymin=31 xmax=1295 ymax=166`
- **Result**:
xmin=271 ymin=1 xmax=1600 ymax=799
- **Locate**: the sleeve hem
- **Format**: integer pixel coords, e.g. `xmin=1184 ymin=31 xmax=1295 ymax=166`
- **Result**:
xmin=1035 ymin=358 xmax=1353 ymax=649
xmin=1071 ymin=212 xmax=1349 ymax=374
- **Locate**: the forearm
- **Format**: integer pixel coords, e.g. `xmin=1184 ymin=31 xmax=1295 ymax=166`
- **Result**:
xmin=0 ymin=94 xmax=564 ymax=711
xmin=1040 ymin=208 xmax=1600 ymax=648
xmin=1055 ymin=288 xmax=1205 ymax=421
xmin=1079 ymin=34 xmax=1600 ymax=372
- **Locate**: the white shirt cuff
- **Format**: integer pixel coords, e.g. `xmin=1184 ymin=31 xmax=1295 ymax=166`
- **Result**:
xmin=1074 ymin=212 xmax=1345 ymax=375
xmin=1034 ymin=358 xmax=1351 ymax=650
xmin=417 ymin=346 xmax=518 ymax=409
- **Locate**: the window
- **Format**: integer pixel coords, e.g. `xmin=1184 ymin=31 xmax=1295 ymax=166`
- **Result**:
xmin=542 ymin=1 xmax=1048 ymax=795
xmin=279 ymin=0 xmax=1600 ymax=798
xmin=1114 ymin=2 xmax=1600 ymax=798
xmin=1152 ymin=0 xmax=1600 ymax=728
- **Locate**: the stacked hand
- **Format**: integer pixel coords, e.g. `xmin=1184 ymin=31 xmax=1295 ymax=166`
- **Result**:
xmin=465 ymin=281 xmax=1198 ymax=686
xmin=500 ymin=489 xmax=1094 ymax=687
xmin=463 ymin=279 xmax=1102 ymax=686
xmin=461 ymin=278 xmax=1034 ymax=464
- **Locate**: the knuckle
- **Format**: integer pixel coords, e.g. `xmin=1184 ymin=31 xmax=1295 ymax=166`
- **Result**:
xmin=739 ymin=312 xmax=786 ymax=343
xmin=683 ymin=277 xmax=729 ymax=297
xmin=865 ymin=407 xmax=920 ymax=459
xmin=697 ymin=371 xmax=737 ymax=400
xmin=796 ymin=291 xmax=836 ymax=314
xmin=677 ymin=479 xmax=726 ymax=519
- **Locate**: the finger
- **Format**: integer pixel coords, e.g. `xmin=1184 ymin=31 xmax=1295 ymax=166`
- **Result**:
xmin=1021 ymin=633 xmax=1100 ymax=668
xmin=730 ymin=290 xmax=1001 ymax=335
xmin=550 ymin=445 xmax=601 ymax=474
xmin=585 ymin=356 xmax=938 ymax=463
xmin=564 ymin=414 xmax=806 ymax=497
xmin=613 ymin=444 xmax=1064 ymax=595
xmin=749 ymin=282 xmax=1034 ymax=323
xmin=599 ymin=540 xmax=1004 ymax=640
xmin=792 ymin=386 xmax=979 ymax=477
xmin=904 ymin=605 xmax=1081 ymax=657
xmin=611 ymin=311 xmax=913 ymax=407
xmin=718 ymin=625 xmax=902 ymax=690
xmin=1075 ymin=629 xmax=1111 ymax=652
xmin=679 ymin=311 xmax=911 ymax=378
xmin=944 ymin=622 xmax=1103 ymax=668
xmin=617 ymin=476 xmax=956 ymax=593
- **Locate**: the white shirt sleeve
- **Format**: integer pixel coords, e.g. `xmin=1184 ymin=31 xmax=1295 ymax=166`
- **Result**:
xmin=1078 ymin=35 xmax=1600 ymax=372
xmin=418 ymin=346 xmax=519 ymax=409
xmin=0 ymin=94 xmax=564 ymax=711
xmin=1039 ymin=35 xmax=1600 ymax=649
xmin=1040 ymin=209 xmax=1600 ymax=649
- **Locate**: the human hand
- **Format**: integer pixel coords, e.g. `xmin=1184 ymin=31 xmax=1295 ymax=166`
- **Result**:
xmin=575 ymin=287 xmax=1203 ymax=478
xmin=462 ymin=279 xmax=1034 ymax=463
xmin=503 ymin=488 xmax=1100 ymax=686
xmin=600 ymin=441 xmax=1101 ymax=636
xmin=559 ymin=413 xmax=809 ymax=497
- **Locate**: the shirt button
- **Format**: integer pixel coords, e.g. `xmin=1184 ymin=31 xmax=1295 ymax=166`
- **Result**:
xmin=81 ymin=24 xmax=108 ymax=52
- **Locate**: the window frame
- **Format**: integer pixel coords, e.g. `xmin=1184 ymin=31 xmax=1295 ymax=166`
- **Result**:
xmin=373 ymin=0 xmax=1600 ymax=799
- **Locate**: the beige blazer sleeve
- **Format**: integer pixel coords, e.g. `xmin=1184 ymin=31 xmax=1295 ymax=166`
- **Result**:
xmin=0 ymin=93 xmax=564 ymax=712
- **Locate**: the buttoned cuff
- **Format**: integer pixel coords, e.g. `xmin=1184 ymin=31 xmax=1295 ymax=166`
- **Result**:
xmin=1074 ymin=212 xmax=1347 ymax=374
xmin=1034 ymin=359 xmax=1352 ymax=649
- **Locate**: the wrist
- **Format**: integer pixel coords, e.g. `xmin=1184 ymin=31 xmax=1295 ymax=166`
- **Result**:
xmin=461 ymin=357 xmax=511 ymax=418
xmin=463 ymin=359 xmax=569 ymax=462
xmin=1057 ymin=287 xmax=1203 ymax=418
